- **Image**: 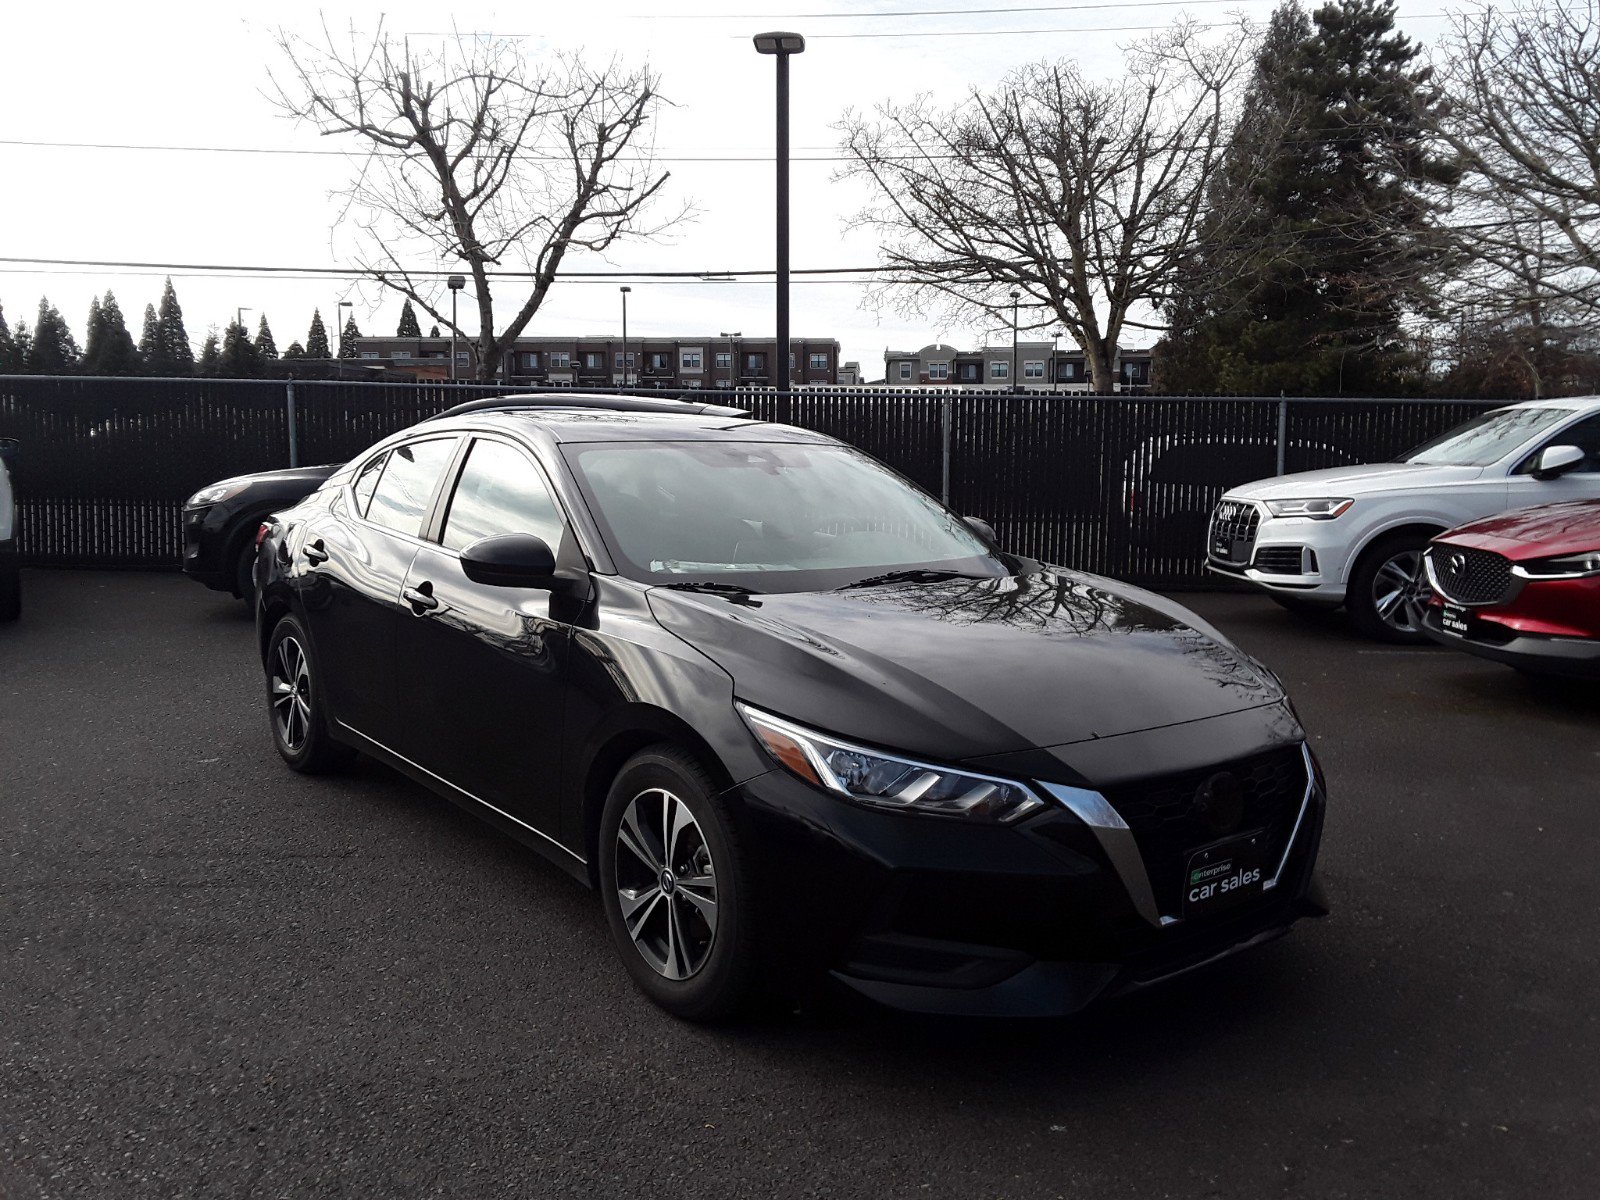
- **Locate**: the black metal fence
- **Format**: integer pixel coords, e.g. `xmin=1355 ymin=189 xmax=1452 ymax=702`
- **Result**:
xmin=0 ymin=375 xmax=1496 ymax=586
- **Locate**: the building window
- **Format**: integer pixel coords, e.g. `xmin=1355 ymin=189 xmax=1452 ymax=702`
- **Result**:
xmin=990 ymin=361 xmax=1009 ymax=380
xmin=928 ymin=361 xmax=950 ymax=381
xmin=524 ymin=351 xmax=540 ymax=369
xmin=359 ymin=351 xmax=379 ymax=360
xmin=613 ymin=352 xmax=637 ymax=368
xmin=549 ymin=351 xmax=570 ymax=368
xmin=714 ymin=351 xmax=731 ymax=368
xmin=583 ymin=352 xmax=604 ymax=370
xmin=898 ymin=362 xmax=912 ymax=381
xmin=956 ymin=363 xmax=980 ymax=382
xmin=682 ymin=350 xmax=703 ymax=370
xmin=1023 ymin=361 xmax=1045 ymax=379
xmin=648 ymin=352 xmax=671 ymax=371
xmin=744 ymin=352 xmax=767 ymax=373
xmin=1056 ymin=361 xmax=1078 ymax=381
xmin=809 ymin=352 xmax=827 ymax=370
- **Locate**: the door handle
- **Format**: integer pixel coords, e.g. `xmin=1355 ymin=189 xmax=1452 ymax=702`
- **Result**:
xmin=403 ymin=583 xmax=439 ymax=613
xmin=304 ymin=539 xmax=329 ymax=564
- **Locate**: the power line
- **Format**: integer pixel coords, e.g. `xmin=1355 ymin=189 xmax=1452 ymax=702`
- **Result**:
xmin=0 ymin=255 xmax=892 ymax=279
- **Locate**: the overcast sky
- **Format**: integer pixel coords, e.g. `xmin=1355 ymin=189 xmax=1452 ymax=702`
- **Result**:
xmin=3 ymin=0 xmax=1453 ymax=375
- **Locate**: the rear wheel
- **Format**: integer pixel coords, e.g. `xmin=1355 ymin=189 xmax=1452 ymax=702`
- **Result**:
xmin=265 ymin=615 xmax=355 ymax=773
xmin=597 ymin=747 xmax=757 ymax=1022
xmin=1348 ymin=532 xmax=1434 ymax=643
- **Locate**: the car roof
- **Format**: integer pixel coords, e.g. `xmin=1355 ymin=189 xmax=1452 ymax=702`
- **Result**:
xmin=439 ymin=408 xmax=841 ymax=446
xmin=1502 ymin=395 xmax=1600 ymax=411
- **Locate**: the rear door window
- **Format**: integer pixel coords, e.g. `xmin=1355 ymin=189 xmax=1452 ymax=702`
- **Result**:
xmin=366 ymin=438 xmax=458 ymax=537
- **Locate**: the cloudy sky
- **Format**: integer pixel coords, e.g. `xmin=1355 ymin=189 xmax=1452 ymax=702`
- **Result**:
xmin=3 ymin=0 xmax=1453 ymax=376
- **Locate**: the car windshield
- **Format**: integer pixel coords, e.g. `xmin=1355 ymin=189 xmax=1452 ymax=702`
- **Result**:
xmin=562 ymin=440 xmax=1004 ymax=591
xmin=1402 ymin=407 xmax=1574 ymax=467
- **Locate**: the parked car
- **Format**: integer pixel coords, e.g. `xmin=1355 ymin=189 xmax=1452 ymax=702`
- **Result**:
xmin=255 ymin=393 xmax=1327 ymax=1021
xmin=182 ymin=463 xmax=340 ymax=600
xmin=1420 ymin=499 xmax=1600 ymax=678
xmin=1 ymin=437 xmax=19 ymax=622
xmin=1206 ymin=397 xmax=1600 ymax=641
xmin=1122 ymin=434 xmax=1361 ymax=552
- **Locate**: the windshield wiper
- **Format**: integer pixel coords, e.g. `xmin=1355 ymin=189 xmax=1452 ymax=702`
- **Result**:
xmin=836 ymin=568 xmax=982 ymax=591
xmin=659 ymin=580 xmax=764 ymax=597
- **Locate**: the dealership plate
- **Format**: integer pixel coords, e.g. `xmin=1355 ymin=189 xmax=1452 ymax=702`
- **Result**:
xmin=1183 ymin=831 xmax=1266 ymax=919
xmin=1441 ymin=603 xmax=1471 ymax=637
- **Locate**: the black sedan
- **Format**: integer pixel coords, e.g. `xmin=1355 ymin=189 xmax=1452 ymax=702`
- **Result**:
xmin=255 ymin=395 xmax=1327 ymax=1020
xmin=183 ymin=463 xmax=339 ymax=600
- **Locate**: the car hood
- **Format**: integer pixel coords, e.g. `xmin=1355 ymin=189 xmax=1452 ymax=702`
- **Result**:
xmin=1227 ymin=461 xmax=1485 ymax=500
xmin=646 ymin=567 xmax=1285 ymax=763
xmin=1438 ymin=499 xmax=1600 ymax=560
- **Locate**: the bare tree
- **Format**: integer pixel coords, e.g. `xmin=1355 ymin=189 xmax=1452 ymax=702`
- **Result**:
xmin=272 ymin=22 xmax=677 ymax=381
xmin=1437 ymin=1 xmax=1600 ymax=321
xmin=836 ymin=23 xmax=1252 ymax=392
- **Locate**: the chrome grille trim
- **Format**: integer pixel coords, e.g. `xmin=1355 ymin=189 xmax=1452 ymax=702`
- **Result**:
xmin=1424 ymin=544 xmax=1514 ymax=607
xmin=1208 ymin=499 xmax=1261 ymax=565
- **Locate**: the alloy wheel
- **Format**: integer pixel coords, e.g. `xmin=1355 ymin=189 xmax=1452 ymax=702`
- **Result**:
xmin=613 ymin=788 xmax=719 ymax=981
xmin=270 ymin=636 xmax=313 ymax=752
xmin=1371 ymin=548 xmax=1429 ymax=634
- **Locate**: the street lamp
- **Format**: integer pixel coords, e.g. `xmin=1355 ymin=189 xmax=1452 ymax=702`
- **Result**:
xmin=619 ymin=285 xmax=632 ymax=389
xmin=1009 ymin=290 xmax=1021 ymax=394
xmin=720 ymin=331 xmax=741 ymax=389
xmin=235 ymin=306 xmax=252 ymax=332
xmin=753 ymin=30 xmax=805 ymax=409
xmin=335 ymin=300 xmax=353 ymax=362
xmin=446 ymin=276 xmax=465 ymax=382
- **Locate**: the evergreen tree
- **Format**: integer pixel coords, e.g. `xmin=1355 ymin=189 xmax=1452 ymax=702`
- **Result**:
xmin=83 ymin=291 xmax=138 ymax=375
xmin=218 ymin=320 xmax=262 ymax=377
xmin=196 ymin=329 xmax=222 ymax=377
xmin=154 ymin=277 xmax=194 ymax=374
xmin=255 ymin=314 xmax=279 ymax=361
xmin=11 ymin=321 xmax=33 ymax=371
xmin=82 ymin=296 xmax=105 ymax=372
xmin=339 ymin=314 xmax=362 ymax=358
xmin=283 ymin=340 xmax=306 ymax=360
xmin=0 ymin=303 xmax=17 ymax=372
xmin=136 ymin=303 xmax=162 ymax=372
xmin=396 ymin=299 xmax=422 ymax=337
xmin=428 ymin=323 xmax=440 ymax=338
xmin=304 ymin=309 xmax=331 ymax=358
xmin=1157 ymin=0 xmax=1452 ymax=394
xmin=28 ymin=297 xmax=81 ymax=373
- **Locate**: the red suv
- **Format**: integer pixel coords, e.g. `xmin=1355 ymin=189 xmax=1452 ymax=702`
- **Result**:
xmin=1422 ymin=499 xmax=1600 ymax=677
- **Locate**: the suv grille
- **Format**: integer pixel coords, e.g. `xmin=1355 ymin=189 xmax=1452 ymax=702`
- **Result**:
xmin=1101 ymin=745 xmax=1308 ymax=919
xmin=1427 ymin=545 xmax=1513 ymax=606
xmin=1252 ymin=545 xmax=1305 ymax=575
xmin=1208 ymin=500 xmax=1260 ymax=564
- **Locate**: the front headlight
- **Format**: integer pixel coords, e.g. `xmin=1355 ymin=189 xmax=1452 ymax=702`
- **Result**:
xmin=1512 ymin=551 xmax=1600 ymax=580
xmin=185 ymin=479 xmax=247 ymax=507
xmin=737 ymin=703 xmax=1045 ymax=823
xmin=1263 ymin=498 xmax=1354 ymax=519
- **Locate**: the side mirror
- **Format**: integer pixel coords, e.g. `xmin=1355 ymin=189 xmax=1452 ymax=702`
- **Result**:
xmin=963 ymin=515 xmax=998 ymax=544
xmin=459 ymin=533 xmax=563 ymax=589
xmin=1532 ymin=444 xmax=1585 ymax=481
xmin=0 ymin=438 xmax=17 ymax=465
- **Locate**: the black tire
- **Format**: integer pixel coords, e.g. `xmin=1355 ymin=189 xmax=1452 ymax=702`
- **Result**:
xmin=0 ymin=565 xmax=19 ymax=623
xmin=1270 ymin=594 xmax=1329 ymax=617
xmin=1347 ymin=531 xmax=1434 ymax=644
xmin=233 ymin=537 xmax=257 ymax=603
xmin=265 ymin=614 xmax=355 ymax=774
xmin=597 ymin=746 xmax=757 ymax=1022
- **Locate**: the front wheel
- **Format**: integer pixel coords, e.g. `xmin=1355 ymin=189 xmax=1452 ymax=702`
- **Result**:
xmin=1348 ymin=532 xmax=1434 ymax=643
xmin=597 ymin=747 xmax=757 ymax=1022
xmin=265 ymin=615 xmax=355 ymax=773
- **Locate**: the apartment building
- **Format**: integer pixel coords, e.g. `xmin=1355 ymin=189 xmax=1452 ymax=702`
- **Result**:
xmin=882 ymin=341 xmax=1154 ymax=392
xmin=351 ymin=335 xmax=843 ymax=389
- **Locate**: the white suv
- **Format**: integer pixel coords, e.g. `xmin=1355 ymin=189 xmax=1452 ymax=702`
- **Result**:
xmin=1206 ymin=398 xmax=1600 ymax=641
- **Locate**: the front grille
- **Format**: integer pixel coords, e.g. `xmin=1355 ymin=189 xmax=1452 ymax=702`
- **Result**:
xmin=1208 ymin=500 xmax=1260 ymax=564
xmin=1427 ymin=545 xmax=1514 ymax=606
xmin=1252 ymin=545 xmax=1305 ymax=575
xmin=1101 ymin=745 xmax=1308 ymax=918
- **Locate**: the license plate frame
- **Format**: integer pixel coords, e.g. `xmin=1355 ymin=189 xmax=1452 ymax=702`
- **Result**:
xmin=1183 ymin=830 xmax=1266 ymax=920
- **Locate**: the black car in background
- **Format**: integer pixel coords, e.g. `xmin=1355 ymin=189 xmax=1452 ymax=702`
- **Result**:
xmin=1 ymin=438 xmax=19 ymax=621
xmin=255 ymin=395 xmax=1328 ymax=1021
xmin=182 ymin=463 xmax=339 ymax=600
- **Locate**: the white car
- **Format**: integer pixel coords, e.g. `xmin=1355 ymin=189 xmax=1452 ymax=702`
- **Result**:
xmin=1206 ymin=397 xmax=1600 ymax=641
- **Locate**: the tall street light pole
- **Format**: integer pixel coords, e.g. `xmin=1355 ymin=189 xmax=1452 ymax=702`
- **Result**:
xmin=1010 ymin=290 xmax=1021 ymax=395
xmin=619 ymin=285 xmax=631 ymax=390
xmin=447 ymin=275 xmax=465 ymax=382
xmin=754 ymin=31 xmax=805 ymax=418
xmin=236 ymin=306 xmax=252 ymax=331
xmin=720 ymin=331 xmax=741 ymax=389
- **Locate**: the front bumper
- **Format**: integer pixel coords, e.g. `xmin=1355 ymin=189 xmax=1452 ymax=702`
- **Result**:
xmin=1421 ymin=605 xmax=1600 ymax=678
xmin=733 ymin=751 xmax=1328 ymax=1018
xmin=1206 ymin=500 xmax=1351 ymax=603
xmin=181 ymin=503 xmax=232 ymax=590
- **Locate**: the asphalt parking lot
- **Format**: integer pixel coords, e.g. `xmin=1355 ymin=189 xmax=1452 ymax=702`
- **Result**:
xmin=2 ymin=569 xmax=1597 ymax=1199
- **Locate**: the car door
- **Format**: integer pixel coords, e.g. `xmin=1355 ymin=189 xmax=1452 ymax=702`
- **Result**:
xmin=1503 ymin=412 xmax=1600 ymax=510
xmin=393 ymin=435 xmax=573 ymax=838
xmin=294 ymin=435 xmax=459 ymax=748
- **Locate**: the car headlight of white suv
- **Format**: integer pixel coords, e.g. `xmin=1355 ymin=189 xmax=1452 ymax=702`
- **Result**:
xmin=1263 ymin=498 xmax=1354 ymax=519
